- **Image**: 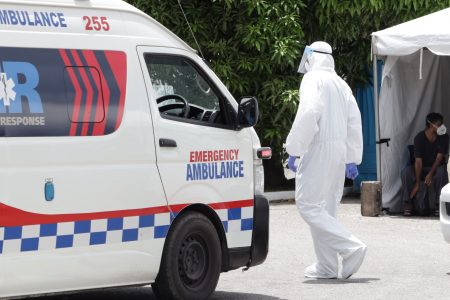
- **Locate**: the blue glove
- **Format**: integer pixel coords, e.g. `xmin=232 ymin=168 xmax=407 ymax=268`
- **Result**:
xmin=288 ymin=155 xmax=297 ymax=173
xmin=345 ymin=163 xmax=359 ymax=180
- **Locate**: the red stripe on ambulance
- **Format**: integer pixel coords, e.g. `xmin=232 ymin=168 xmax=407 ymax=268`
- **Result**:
xmin=83 ymin=51 xmax=105 ymax=127
xmin=0 ymin=200 xmax=254 ymax=227
xmin=104 ymin=51 xmax=127 ymax=130
xmin=71 ymin=50 xmax=94 ymax=136
xmin=83 ymin=50 xmax=111 ymax=136
xmin=58 ymin=49 xmax=82 ymax=136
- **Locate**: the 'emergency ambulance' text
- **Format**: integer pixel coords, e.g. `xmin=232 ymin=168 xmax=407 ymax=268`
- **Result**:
xmin=186 ymin=149 xmax=244 ymax=181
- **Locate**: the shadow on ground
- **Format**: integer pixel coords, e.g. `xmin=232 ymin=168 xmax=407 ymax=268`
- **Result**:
xmin=36 ymin=286 xmax=285 ymax=300
xmin=303 ymin=278 xmax=380 ymax=285
xmin=212 ymin=291 xmax=286 ymax=300
xmin=37 ymin=286 xmax=156 ymax=300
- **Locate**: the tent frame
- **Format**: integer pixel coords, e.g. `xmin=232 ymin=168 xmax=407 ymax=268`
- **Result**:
xmin=373 ymin=54 xmax=381 ymax=182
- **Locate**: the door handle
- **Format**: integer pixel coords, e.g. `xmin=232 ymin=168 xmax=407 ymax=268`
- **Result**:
xmin=159 ymin=138 xmax=177 ymax=148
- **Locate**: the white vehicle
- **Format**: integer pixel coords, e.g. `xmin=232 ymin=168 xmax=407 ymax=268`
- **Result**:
xmin=440 ymin=185 xmax=450 ymax=242
xmin=0 ymin=1 xmax=271 ymax=299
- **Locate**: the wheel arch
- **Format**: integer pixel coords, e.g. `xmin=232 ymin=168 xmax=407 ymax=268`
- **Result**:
xmin=165 ymin=204 xmax=230 ymax=272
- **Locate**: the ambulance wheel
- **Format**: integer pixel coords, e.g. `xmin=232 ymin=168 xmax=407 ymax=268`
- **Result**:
xmin=152 ymin=212 xmax=221 ymax=300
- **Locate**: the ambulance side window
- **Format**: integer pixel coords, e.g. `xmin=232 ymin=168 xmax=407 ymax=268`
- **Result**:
xmin=145 ymin=54 xmax=231 ymax=127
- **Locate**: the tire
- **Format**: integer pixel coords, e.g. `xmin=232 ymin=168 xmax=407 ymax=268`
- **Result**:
xmin=152 ymin=212 xmax=221 ymax=300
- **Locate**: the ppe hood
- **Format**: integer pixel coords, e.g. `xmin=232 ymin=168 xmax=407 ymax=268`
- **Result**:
xmin=298 ymin=41 xmax=333 ymax=74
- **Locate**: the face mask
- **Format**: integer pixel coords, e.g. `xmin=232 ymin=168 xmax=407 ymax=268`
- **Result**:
xmin=428 ymin=120 xmax=447 ymax=135
xmin=437 ymin=124 xmax=447 ymax=135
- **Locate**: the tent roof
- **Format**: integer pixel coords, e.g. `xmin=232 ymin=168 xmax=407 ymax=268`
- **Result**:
xmin=372 ymin=8 xmax=450 ymax=56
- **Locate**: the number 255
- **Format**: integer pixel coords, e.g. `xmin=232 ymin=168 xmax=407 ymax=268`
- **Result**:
xmin=83 ymin=16 xmax=110 ymax=31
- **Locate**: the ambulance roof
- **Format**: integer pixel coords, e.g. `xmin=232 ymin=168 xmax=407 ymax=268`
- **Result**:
xmin=0 ymin=0 xmax=195 ymax=52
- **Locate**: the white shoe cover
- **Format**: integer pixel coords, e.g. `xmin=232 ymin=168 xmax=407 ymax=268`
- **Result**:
xmin=304 ymin=264 xmax=337 ymax=279
xmin=341 ymin=246 xmax=367 ymax=279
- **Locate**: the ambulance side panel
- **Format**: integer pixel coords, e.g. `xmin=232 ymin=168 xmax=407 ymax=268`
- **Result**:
xmin=0 ymin=1 xmax=268 ymax=298
xmin=0 ymin=4 xmax=168 ymax=298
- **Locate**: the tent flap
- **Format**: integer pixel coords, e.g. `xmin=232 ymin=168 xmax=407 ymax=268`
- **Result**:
xmin=372 ymin=8 xmax=450 ymax=211
xmin=372 ymin=8 xmax=450 ymax=56
xmin=379 ymin=51 xmax=450 ymax=212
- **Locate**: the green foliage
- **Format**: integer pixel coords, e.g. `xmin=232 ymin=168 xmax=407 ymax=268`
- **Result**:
xmin=125 ymin=0 xmax=450 ymax=187
xmin=126 ymin=0 xmax=304 ymax=167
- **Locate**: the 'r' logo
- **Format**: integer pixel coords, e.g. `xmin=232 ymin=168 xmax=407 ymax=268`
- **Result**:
xmin=0 ymin=62 xmax=43 ymax=114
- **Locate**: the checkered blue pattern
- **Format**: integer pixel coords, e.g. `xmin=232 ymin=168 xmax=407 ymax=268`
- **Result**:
xmin=216 ymin=206 xmax=254 ymax=233
xmin=0 ymin=205 xmax=254 ymax=255
xmin=0 ymin=212 xmax=171 ymax=255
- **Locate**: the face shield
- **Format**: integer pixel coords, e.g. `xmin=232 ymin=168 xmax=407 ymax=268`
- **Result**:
xmin=298 ymin=46 xmax=314 ymax=74
xmin=298 ymin=42 xmax=333 ymax=74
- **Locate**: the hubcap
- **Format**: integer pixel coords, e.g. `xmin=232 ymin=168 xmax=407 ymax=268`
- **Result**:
xmin=179 ymin=235 xmax=207 ymax=287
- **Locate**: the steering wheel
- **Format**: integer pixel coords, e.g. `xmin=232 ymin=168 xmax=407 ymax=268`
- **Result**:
xmin=156 ymin=94 xmax=190 ymax=118
xmin=208 ymin=111 xmax=220 ymax=123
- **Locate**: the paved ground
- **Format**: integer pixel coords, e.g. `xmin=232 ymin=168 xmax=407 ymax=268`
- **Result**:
xmin=215 ymin=199 xmax=450 ymax=300
xmin=38 ymin=198 xmax=450 ymax=300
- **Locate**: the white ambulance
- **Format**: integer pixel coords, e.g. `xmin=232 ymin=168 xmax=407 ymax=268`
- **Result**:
xmin=440 ymin=186 xmax=450 ymax=242
xmin=0 ymin=1 xmax=271 ymax=299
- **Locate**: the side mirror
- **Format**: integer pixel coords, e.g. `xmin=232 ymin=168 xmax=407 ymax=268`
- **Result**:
xmin=236 ymin=96 xmax=259 ymax=130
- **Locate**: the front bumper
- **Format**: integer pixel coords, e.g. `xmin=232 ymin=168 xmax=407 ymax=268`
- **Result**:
xmin=226 ymin=195 xmax=269 ymax=270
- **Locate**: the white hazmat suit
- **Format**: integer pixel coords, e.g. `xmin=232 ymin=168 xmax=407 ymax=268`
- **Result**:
xmin=286 ymin=41 xmax=367 ymax=279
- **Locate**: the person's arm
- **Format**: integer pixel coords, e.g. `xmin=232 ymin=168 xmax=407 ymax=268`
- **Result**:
xmin=424 ymin=154 xmax=444 ymax=185
xmin=410 ymin=157 xmax=423 ymax=198
xmin=414 ymin=157 xmax=423 ymax=184
xmin=424 ymin=136 xmax=448 ymax=185
xmin=346 ymin=93 xmax=363 ymax=164
xmin=411 ymin=134 xmax=423 ymax=198
xmin=285 ymin=74 xmax=324 ymax=157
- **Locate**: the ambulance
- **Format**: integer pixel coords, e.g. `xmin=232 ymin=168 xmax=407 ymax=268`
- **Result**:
xmin=0 ymin=1 xmax=270 ymax=299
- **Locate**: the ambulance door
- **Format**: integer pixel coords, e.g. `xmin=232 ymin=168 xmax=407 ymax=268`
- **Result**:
xmin=138 ymin=47 xmax=254 ymax=247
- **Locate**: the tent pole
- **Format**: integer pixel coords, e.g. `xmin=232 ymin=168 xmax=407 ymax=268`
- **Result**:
xmin=373 ymin=55 xmax=381 ymax=182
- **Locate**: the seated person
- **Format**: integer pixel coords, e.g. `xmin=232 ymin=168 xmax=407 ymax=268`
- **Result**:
xmin=401 ymin=112 xmax=449 ymax=216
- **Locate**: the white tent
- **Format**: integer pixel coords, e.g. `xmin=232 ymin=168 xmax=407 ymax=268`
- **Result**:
xmin=372 ymin=8 xmax=450 ymax=212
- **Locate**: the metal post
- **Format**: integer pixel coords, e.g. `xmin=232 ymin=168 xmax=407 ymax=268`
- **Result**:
xmin=373 ymin=55 xmax=381 ymax=182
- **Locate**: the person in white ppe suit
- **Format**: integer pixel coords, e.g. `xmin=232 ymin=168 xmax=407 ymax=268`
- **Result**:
xmin=286 ymin=41 xmax=367 ymax=279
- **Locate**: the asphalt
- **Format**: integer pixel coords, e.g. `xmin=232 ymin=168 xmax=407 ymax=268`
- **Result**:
xmin=36 ymin=196 xmax=450 ymax=300
xmin=215 ymin=198 xmax=450 ymax=300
